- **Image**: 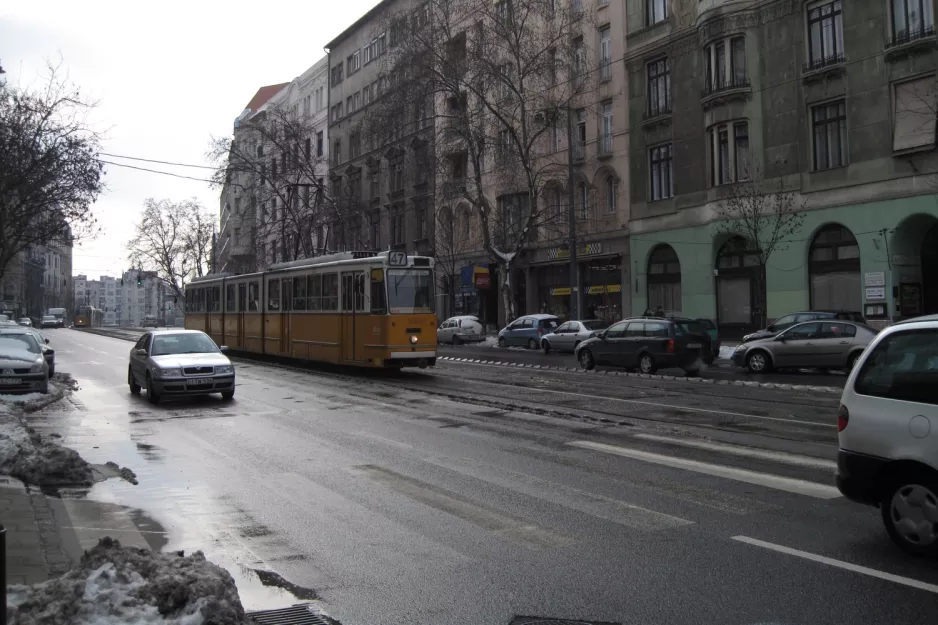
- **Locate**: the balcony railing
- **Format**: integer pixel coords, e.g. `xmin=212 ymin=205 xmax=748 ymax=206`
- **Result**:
xmin=598 ymin=134 xmax=613 ymax=156
xmin=572 ymin=140 xmax=585 ymax=161
xmin=443 ymin=178 xmax=468 ymax=198
xmin=643 ymin=103 xmax=672 ymax=120
xmin=701 ymin=76 xmax=751 ymax=98
xmin=887 ymin=25 xmax=936 ymax=49
xmin=802 ymin=53 xmax=845 ymax=73
xmin=599 ymin=59 xmax=612 ymax=81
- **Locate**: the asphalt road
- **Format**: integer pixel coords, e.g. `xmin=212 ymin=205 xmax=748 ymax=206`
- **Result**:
xmin=30 ymin=327 xmax=938 ymax=625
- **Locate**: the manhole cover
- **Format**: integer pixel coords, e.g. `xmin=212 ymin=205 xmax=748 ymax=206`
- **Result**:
xmin=510 ymin=618 xmax=621 ymax=625
xmin=248 ymin=603 xmax=337 ymax=625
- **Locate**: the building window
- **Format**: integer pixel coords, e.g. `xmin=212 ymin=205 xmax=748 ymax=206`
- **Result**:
xmin=348 ymin=50 xmax=361 ymax=75
xmin=647 ymin=244 xmax=681 ymax=314
xmin=812 ymin=100 xmax=847 ymax=170
xmin=304 ymin=137 xmax=311 ymax=161
xmin=605 ymin=176 xmax=617 ymax=214
xmin=806 ymin=0 xmax=844 ymax=69
xmin=891 ymin=0 xmax=935 ymax=43
xmin=574 ymin=109 xmax=586 ymax=160
xmin=371 ymin=171 xmax=380 ymax=199
xmin=495 ymin=0 xmax=513 ymax=25
xmin=390 ymin=160 xmax=404 ymax=192
xmin=346 ymin=96 xmax=353 ymax=114
xmin=705 ymin=37 xmax=746 ymax=91
xmin=391 ymin=207 xmax=405 ymax=246
xmin=647 ymin=0 xmax=667 ymax=26
xmin=370 ymin=212 xmax=381 ymax=248
xmin=415 ymin=199 xmax=428 ymax=239
xmin=809 ymin=224 xmax=861 ymax=311
xmin=363 ymin=86 xmax=371 ymax=107
xmin=316 ymin=131 xmax=324 ymax=157
xmin=599 ymin=102 xmax=613 ymax=155
xmin=350 ymin=131 xmax=361 ymax=159
xmin=333 ymin=139 xmax=342 ymax=165
xmin=578 ymin=182 xmax=589 ymax=219
xmin=707 ymin=121 xmax=750 ymax=185
xmin=649 ymin=143 xmax=673 ymax=201
xmin=599 ymin=26 xmax=612 ymax=81
xmin=893 ymin=76 xmax=937 ymax=153
xmin=573 ymin=37 xmax=585 ymax=88
xmin=497 ymin=129 xmax=511 ymax=163
xmin=499 ymin=63 xmax=514 ymax=99
xmin=646 ymin=57 xmax=670 ymax=117
xmin=330 ymin=63 xmax=343 ymax=86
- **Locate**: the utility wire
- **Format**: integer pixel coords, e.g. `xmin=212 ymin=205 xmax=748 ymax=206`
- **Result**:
xmin=100 ymin=153 xmax=218 ymax=170
xmin=100 ymin=160 xmax=218 ymax=184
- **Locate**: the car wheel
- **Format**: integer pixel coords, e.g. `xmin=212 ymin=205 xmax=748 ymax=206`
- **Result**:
xmin=527 ymin=338 xmax=538 ymax=350
xmin=639 ymin=353 xmax=657 ymax=374
xmin=847 ymin=352 xmax=861 ymax=372
xmin=39 ymin=380 xmax=49 ymax=394
xmin=48 ymin=365 xmax=55 ymax=377
xmin=497 ymin=336 xmax=506 ymax=348
xmin=881 ymin=474 xmax=938 ymax=556
xmin=146 ymin=373 xmax=160 ymax=405
xmin=542 ymin=340 xmax=551 ymax=354
xmin=221 ymin=389 xmax=235 ymax=400
xmin=128 ymin=367 xmax=141 ymax=395
xmin=683 ymin=368 xmax=700 ymax=377
xmin=746 ymin=350 xmax=771 ymax=373
xmin=578 ymin=348 xmax=595 ymax=370
xmin=452 ymin=335 xmax=462 ymax=345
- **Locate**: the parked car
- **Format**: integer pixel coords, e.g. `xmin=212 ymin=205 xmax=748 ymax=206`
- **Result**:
xmin=541 ymin=320 xmax=608 ymax=354
xmin=128 ymin=329 xmax=235 ymax=404
xmin=732 ymin=320 xmax=877 ymax=373
xmin=21 ymin=328 xmax=54 ymax=376
xmin=696 ymin=318 xmax=721 ymax=359
xmin=17 ymin=318 xmax=32 ymax=327
xmin=497 ymin=314 xmax=560 ymax=349
xmin=0 ymin=327 xmax=50 ymax=394
xmin=437 ymin=316 xmax=485 ymax=344
xmin=575 ymin=316 xmax=712 ymax=374
xmin=142 ymin=315 xmax=158 ymax=328
xmin=742 ymin=310 xmax=866 ymax=343
xmin=40 ymin=315 xmax=58 ymax=329
xmin=834 ymin=314 xmax=938 ymax=556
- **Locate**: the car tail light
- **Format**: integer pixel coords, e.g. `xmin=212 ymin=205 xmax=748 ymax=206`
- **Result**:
xmin=537 ymin=327 xmax=544 ymax=335
xmin=666 ymin=339 xmax=675 ymax=353
xmin=837 ymin=404 xmax=849 ymax=432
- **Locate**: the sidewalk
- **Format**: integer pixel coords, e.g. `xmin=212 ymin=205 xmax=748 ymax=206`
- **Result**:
xmin=1 ymin=476 xmax=72 ymax=585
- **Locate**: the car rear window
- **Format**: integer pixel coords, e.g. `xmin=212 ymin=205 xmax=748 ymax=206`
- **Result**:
xmin=854 ymin=329 xmax=938 ymax=406
xmin=583 ymin=320 xmax=606 ymax=331
xmin=540 ymin=319 xmax=558 ymax=330
xmin=673 ymin=321 xmax=705 ymax=336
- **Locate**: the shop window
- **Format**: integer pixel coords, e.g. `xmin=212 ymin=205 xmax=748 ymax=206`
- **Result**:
xmin=809 ymin=224 xmax=861 ymax=311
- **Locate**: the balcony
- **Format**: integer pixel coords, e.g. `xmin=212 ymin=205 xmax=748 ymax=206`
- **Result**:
xmin=642 ymin=104 xmax=672 ymax=128
xmin=572 ymin=140 xmax=586 ymax=162
xmin=442 ymin=179 xmax=468 ymax=199
xmin=885 ymin=26 xmax=936 ymax=60
xmin=599 ymin=59 xmax=612 ymax=82
xmin=701 ymin=76 xmax=751 ymax=109
xmin=597 ymin=134 xmax=613 ymax=158
xmin=802 ymin=54 xmax=846 ymax=82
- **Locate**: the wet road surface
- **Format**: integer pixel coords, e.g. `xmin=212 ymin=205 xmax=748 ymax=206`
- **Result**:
xmin=29 ymin=327 xmax=938 ymax=625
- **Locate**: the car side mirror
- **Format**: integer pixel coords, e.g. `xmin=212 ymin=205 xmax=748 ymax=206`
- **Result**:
xmin=135 ymin=348 xmax=148 ymax=356
xmin=598 ymin=332 xmax=606 ymax=340
xmin=776 ymin=335 xmax=786 ymax=342
xmin=44 ymin=338 xmax=50 ymax=344
xmin=767 ymin=325 xmax=776 ymax=332
xmin=219 ymin=345 xmax=229 ymax=353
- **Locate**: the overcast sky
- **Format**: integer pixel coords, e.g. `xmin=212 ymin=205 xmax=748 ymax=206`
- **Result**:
xmin=2 ymin=0 xmax=379 ymax=278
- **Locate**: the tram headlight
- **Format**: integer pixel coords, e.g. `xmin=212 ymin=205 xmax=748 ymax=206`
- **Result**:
xmin=410 ymin=335 xmax=419 ymax=345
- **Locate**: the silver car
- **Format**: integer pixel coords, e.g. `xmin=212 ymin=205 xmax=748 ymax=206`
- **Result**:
xmin=128 ymin=329 xmax=235 ymax=404
xmin=541 ymin=320 xmax=608 ymax=354
xmin=731 ymin=320 xmax=878 ymax=373
xmin=0 ymin=328 xmax=50 ymax=394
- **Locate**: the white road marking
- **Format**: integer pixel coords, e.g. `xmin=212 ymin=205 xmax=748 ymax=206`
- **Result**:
xmin=517 ymin=385 xmax=832 ymax=428
xmin=632 ymin=433 xmax=836 ymax=470
xmin=568 ymin=441 xmax=841 ymax=499
xmin=733 ymin=535 xmax=938 ymax=594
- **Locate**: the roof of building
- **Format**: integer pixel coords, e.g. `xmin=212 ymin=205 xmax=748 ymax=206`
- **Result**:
xmin=244 ymin=83 xmax=290 ymax=113
xmin=325 ymin=0 xmax=394 ymax=50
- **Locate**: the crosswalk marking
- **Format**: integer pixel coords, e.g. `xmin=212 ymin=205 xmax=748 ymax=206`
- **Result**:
xmin=733 ymin=536 xmax=938 ymax=594
xmin=632 ymin=433 xmax=837 ymax=470
xmin=568 ymin=440 xmax=841 ymax=499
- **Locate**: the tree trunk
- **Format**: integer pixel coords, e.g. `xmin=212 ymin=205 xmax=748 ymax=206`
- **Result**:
xmin=500 ymin=262 xmax=514 ymax=324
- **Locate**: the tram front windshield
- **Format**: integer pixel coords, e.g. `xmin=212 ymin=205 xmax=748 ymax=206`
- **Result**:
xmin=387 ymin=269 xmax=434 ymax=313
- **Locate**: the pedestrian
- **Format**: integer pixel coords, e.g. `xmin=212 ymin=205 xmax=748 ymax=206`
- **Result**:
xmin=587 ymin=304 xmax=597 ymax=319
xmin=655 ymin=306 xmax=665 ymax=317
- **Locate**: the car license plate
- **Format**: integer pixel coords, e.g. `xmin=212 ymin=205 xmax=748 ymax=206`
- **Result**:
xmin=187 ymin=377 xmax=213 ymax=386
xmin=0 ymin=378 xmax=21 ymax=385
xmin=687 ymin=343 xmax=701 ymax=349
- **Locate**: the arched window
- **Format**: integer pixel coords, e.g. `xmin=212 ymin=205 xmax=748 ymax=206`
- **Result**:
xmin=605 ymin=176 xmax=617 ymax=214
xmin=716 ymin=236 xmax=760 ymax=327
xmin=647 ymin=244 xmax=681 ymax=314
xmin=809 ymin=224 xmax=861 ymax=311
xmin=578 ymin=182 xmax=589 ymax=218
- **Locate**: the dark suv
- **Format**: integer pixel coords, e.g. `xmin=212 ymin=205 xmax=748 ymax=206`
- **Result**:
xmin=575 ymin=317 xmax=712 ymax=374
xmin=742 ymin=310 xmax=866 ymax=343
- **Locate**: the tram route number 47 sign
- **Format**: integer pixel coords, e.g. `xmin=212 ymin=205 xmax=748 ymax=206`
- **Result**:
xmin=388 ymin=251 xmax=408 ymax=266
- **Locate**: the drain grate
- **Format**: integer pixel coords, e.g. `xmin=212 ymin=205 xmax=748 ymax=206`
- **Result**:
xmin=248 ymin=603 xmax=337 ymax=625
xmin=510 ymin=618 xmax=621 ymax=625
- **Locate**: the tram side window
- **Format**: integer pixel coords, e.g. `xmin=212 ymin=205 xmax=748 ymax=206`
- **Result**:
xmin=342 ymin=274 xmax=354 ymax=311
xmin=308 ymin=275 xmax=322 ymax=311
xmin=248 ymin=281 xmax=260 ymax=312
xmin=212 ymin=286 xmax=221 ymax=312
xmin=196 ymin=289 xmax=204 ymax=312
xmin=322 ymin=274 xmax=338 ymax=311
xmin=268 ymin=279 xmax=280 ymax=311
xmin=294 ymin=275 xmax=308 ymax=310
xmin=370 ymin=270 xmax=387 ymax=314
xmin=281 ymin=278 xmax=293 ymax=312
xmin=186 ymin=290 xmax=193 ymax=311
xmin=354 ymin=272 xmax=365 ymax=312
xmin=226 ymin=284 xmax=237 ymax=312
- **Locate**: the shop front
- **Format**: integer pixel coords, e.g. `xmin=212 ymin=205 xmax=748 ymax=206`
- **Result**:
xmin=531 ymin=242 xmax=626 ymax=324
xmin=454 ymin=263 xmax=498 ymax=329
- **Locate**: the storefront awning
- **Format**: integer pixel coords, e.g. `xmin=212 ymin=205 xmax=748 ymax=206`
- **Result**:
xmin=549 ymin=284 xmax=622 ymax=296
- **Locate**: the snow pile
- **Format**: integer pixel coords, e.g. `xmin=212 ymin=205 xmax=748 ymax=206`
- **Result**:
xmin=0 ymin=414 xmax=93 ymax=486
xmin=718 ymin=345 xmax=737 ymax=360
xmin=7 ymin=537 xmax=252 ymax=625
xmin=0 ymin=373 xmax=74 ymax=413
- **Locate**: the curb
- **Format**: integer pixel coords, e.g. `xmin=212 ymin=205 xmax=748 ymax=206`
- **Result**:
xmin=435 ymin=356 xmax=843 ymax=394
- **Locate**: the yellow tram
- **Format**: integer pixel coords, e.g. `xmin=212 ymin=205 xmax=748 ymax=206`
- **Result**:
xmin=184 ymin=251 xmax=438 ymax=368
xmin=74 ymin=306 xmax=105 ymax=328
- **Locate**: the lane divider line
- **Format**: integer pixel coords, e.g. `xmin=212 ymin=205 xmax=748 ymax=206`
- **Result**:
xmin=567 ymin=441 xmax=842 ymax=499
xmin=732 ymin=535 xmax=938 ymax=594
xmin=632 ymin=433 xmax=837 ymax=470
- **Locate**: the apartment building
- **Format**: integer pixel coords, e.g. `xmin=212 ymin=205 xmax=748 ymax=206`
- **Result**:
xmin=0 ymin=239 xmax=73 ymax=321
xmin=626 ymin=0 xmax=938 ymax=335
xmin=74 ymin=274 xmax=119 ymax=325
xmin=325 ymin=0 xmax=436 ymax=258
xmin=118 ymin=270 xmax=164 ymax=327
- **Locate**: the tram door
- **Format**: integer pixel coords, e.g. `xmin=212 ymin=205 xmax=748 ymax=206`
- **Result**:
xmin=280 ymin=278 xmax=293 ymax=356
xmin=341 ymin=272 xmax=365 ymax=362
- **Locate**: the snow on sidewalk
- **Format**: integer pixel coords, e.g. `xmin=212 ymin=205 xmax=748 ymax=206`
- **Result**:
xmin=0 ymin=412 xmax=94 ymax=487
xmin=7 ymin=537 xmax=252 ymax=625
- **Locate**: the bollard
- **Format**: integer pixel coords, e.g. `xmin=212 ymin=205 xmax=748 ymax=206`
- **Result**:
xmin=1 ymin=524 xmax=6 ymax=625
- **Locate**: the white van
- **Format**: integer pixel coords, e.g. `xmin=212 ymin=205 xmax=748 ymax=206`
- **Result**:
xmin=142 ymin=314 xmax=158 ymax=328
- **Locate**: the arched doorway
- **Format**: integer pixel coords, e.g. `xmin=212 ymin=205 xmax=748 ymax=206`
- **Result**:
xmin=923 ymin=222 xmax=938 ymax=315
xmin=809 ymin=224 xmax=861 ymax=311
xmin=715 ymin=236 xmax=762 ymax=336
xmin=647 ymin=244 xmax=681 ymax=314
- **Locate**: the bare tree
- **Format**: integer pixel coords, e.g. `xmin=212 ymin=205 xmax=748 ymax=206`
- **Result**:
xmin=126 ymin=198 xmax=215 ymax=306
xmin=716 ymin=161 xmax=806 ymax=329
xmin=433 ymin=201 xmax=478 ymax=316
xmin=367 ymin=0 xmax=596 ymax=320
xmin=0 ymin=63 xmax=103 ymax=282
xmin=209 ymin=102 xmax=350 ymax=265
